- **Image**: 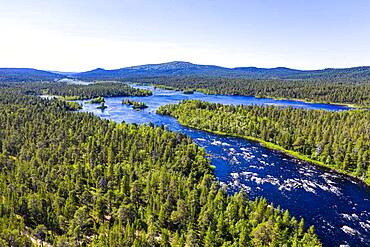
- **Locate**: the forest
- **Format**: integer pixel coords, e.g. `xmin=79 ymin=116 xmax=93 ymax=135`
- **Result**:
xmin=122 ymin=99 xmax=149 ymax=110
xmin=157 ymin=100 xmax=370 ymax=184
xmin=0 ymin=86 xmax=321 ymax=246
xmin=130 ymin=77 xmax=370 ymax=107
xmin=0 ymin=82 xmax=152 ymax=100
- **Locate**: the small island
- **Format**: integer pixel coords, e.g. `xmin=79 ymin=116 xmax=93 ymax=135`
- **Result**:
xmin=87 ymin=96 xmax=105 ymax=104
xmin=122 ymin=99 xmax=148 ymax=110
xmin=96 ymin=102 xmax=107 ymax=110
xmin=183 ymin=89 xmax=195 ymax=94
xmin=66 ymin=101 xmax=82 ymax=111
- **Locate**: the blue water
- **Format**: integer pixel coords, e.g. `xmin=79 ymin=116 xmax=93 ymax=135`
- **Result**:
xmin=79 ymin=85 xmax=369 ymax=246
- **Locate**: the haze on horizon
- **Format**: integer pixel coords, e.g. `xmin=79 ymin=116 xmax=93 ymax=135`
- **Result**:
xmin=0 ymin=0 xmax=369 ymax=72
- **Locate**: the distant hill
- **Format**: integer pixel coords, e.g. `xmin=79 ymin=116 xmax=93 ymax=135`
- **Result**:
xmin=1 ymin=62 xmax=369 ymax=82
xmin=0 ymin=68 xmax=64 ymax=82
xmin=48 ymin=71 xmax=77 ymax=76
xmin=73 ymin=61 xmax=370 ymax=81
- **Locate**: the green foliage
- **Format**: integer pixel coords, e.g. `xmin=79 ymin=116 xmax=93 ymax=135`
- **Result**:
xmin=88 ymin=96 xmax=106 ymax=104
xmin=133 ymin=76 xmax=370 ymax=107
xmin=183 ymin=89 xmax=195 ymax=94
xmin=96 ymin=102 xmax=108 ymax=110
xmin=158 ymin=100 xmax=370 ymax=184
xmin=65 ymin=101 xmax=82 ymax=111
xmin=122 ymin=99 xmax=148 ymax=110
xmin=0 ymin=90 xmax=321 ymax=245
xmin=0 ymin=81 xmax=152 ymax=100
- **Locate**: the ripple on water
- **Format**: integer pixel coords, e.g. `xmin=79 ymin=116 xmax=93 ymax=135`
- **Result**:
xmin=359 ymin=221 xmax=370 ymax=232
xmin=249 ymin=165 xmax=264 ymax=170
xmin=80 ymin=86 xmax=369 ymax=246
xmin=278 ymin=179 xmax=301 ymax=191
xmin=341 ymin=225 xmax=361 ymax=237
xmin=230 ymin=156 xmax=240 ymax=165
xmin=196 ymin=138 xmax=206 ymax=142
xmin=211 ymin=140 xmax=222 ymax=145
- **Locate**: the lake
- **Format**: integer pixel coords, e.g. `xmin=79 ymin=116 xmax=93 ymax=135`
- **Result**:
xmin=79 ymin=85 xmax=369 ymax=246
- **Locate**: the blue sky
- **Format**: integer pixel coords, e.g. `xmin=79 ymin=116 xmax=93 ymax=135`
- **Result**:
xmin=0 ymin=0 xmax=369 ymax=71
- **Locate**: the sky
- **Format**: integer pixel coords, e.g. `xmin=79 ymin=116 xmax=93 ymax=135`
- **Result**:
xmin=0 ymin=0 xmax=369 ymax=71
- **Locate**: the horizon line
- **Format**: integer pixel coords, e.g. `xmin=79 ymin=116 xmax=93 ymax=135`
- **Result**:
xmin=1 ymin=60 xmax=369 ymax=73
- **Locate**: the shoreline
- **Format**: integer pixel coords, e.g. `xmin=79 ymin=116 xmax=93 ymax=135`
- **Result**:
xmin=137 ymin=83 xmax=366 ymax=109
xmin=198 ymin=89 xmax=364 ymax=109
xmin=194 ymin=88 xmax=366 ymax=109
xmin=265 ymin=96 xmax=363 ymax=109
xmin=172 ymin=118 xmax=370 ymax=187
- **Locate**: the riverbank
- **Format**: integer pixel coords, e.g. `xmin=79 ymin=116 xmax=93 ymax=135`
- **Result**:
xmin=196 ymin=88 xmax=365 ymax=109
xmin=172 ymin=118 xmax=370 ymax=187
xmin=137 ymin=83 xmax=366 ymax=109
xmin=79 ymin=88 xmax=370 ymax=246
xmin=264 ymin=96 xmax=365 ymax=109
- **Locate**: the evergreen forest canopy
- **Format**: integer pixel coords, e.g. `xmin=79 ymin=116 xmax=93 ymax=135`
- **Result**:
xmin=0 ymin=85 xmax=321 ymax=246
xmin=132 ymin=76 xmax=370 ymax=108
xmin=0 ymin=81 xmax=152 ymax=100
xmin=1 ymin=62 xmax=369 ymax=107
xmin=157 ymin=100 xmax=370 ymax=185
xmin=122 ymin=99 xmax=149 ymax=110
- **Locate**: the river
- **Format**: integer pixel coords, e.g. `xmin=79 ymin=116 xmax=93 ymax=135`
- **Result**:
xmin=78 ymin=85 xmax=370 ymax=246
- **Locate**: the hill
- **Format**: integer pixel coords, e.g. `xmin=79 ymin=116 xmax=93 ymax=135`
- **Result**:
xmin=0 ymin=68 xmax=64 ymax=82
xmin=1 ymin=62 xmax=369 ymax=82
xmin=72 ymin=61 xmax=370 ymax=81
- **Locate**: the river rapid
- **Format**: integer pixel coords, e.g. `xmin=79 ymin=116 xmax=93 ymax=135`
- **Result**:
xmin=78 ymin=85 xmax=370 ymax=246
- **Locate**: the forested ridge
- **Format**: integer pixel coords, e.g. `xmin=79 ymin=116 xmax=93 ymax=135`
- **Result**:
xmin=0 ymin=88 xmax=320 ymax=245
xmin=2 ymin=63 xmax=369 ymax=82
xmin=157 ymin=100 xmax=370 ymax=184
xmin=131 ymin=77 xmax=370 ymax=107
xmin=0 ymin=82 xmax=152 ymax=100
xmin=0 ymin=68 xmax=63 ymax=82
xmin=71 ymin=62 xmax=370 ymax=81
